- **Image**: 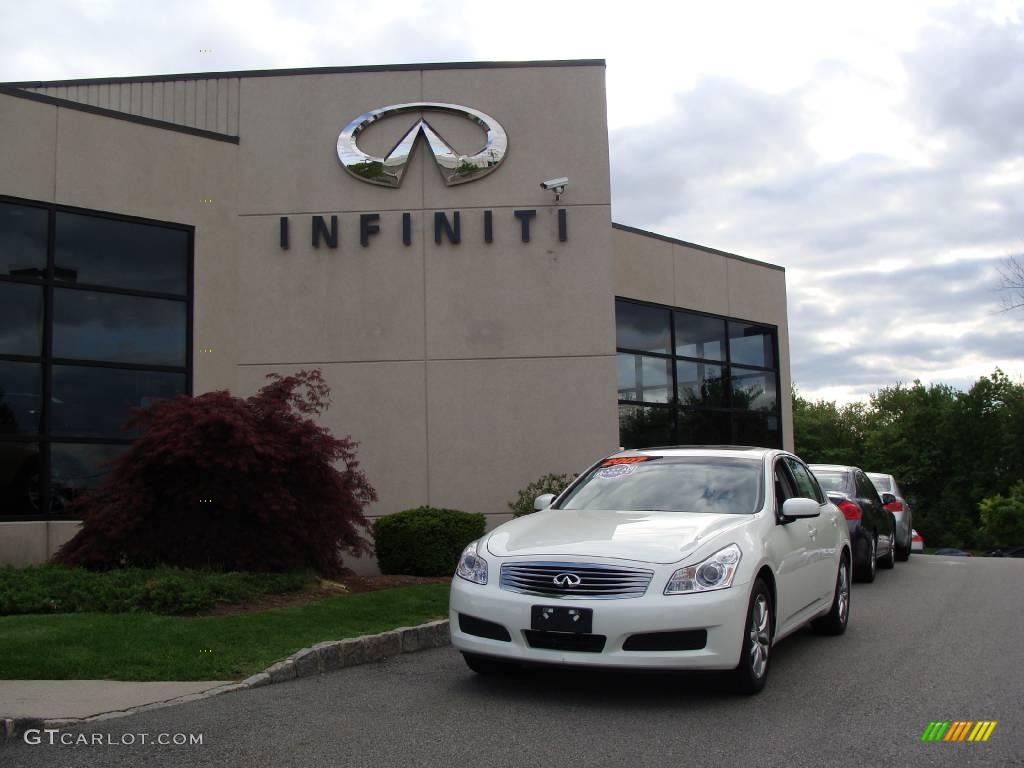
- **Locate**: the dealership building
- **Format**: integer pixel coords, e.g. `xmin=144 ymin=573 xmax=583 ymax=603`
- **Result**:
xmin=0 ymin=59 xmax=791 ymax=568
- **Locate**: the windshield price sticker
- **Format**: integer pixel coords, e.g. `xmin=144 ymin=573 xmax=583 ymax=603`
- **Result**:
xmin=597 ymin=464 xmax=638 ymax=479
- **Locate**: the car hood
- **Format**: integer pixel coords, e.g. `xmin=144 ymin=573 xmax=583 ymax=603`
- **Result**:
xmin=484 ymin=508 xmax=750 ymax=565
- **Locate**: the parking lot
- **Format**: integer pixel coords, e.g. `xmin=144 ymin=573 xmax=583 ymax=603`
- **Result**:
xmin=5 ymin=555 xmax=1023 ymax=768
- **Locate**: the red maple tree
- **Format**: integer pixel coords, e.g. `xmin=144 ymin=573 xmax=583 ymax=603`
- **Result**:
xmin=55 ymin=370 xmax=376 ymax=576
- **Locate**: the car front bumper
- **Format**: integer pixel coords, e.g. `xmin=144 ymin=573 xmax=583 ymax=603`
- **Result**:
xmin=449 ymin=569 xmax=751 ymax=670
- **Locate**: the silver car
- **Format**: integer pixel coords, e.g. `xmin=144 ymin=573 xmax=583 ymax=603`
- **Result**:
xmin=867 ymin=473 xmax=913 ymax=561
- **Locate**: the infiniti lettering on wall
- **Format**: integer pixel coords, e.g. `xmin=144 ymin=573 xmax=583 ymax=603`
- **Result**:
xmin=277 ymin=210 xmax=569 ymax=250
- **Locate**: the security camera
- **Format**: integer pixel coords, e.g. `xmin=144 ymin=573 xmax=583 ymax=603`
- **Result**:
xmin=540 ymin=177 xmax=569 ymax=192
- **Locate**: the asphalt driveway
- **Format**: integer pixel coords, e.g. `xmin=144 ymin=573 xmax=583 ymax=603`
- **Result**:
xmin=4 ymin=555 xmax=1022 ymax=767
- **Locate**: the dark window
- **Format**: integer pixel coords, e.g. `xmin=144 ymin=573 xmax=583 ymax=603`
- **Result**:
xmin=0 ymin=361 xmax=41 ymax=435
xmin=54 ymin=289 xmax=187 ymax=366
xmin=677 ymin=361 xmax=725 ymax=407
xmin=618 ymin=404 xmax=674 ymax=449
xmin=51 ymin=443 xmax=129 ymax=510
xmin=0 ymin=202 xmax=47 ymax=278
xmin=0 ymin=442 xmax=40 ymax=516
xmin=675 ymin=311 xmax=725 ymax=361
xmin=785 ymin=457 xmax=823 ymax=503
xmin=51 ymin=366 xmax=186 ymax=438
xmin=0 ymin=282 xmax=44 ymax=355
xmin=615 ymin=299 xmax=783 ymax=449
xmin=617 ymin=353 xmax=671 ymax=403
xmin=856 ymin=471 xmax=881 ymax=505
xmin=813 ymin=470 xmax=849 ymax=494
xmin=55 ymin=212 xmax=189 ymax=294
xmin=730 ymin=367 xmax=778 ymax=411
xmin=729 ymin=321 xmax=775 ymax=368
xmin=615 ymin=301 xmax=671 ymax=354
xmin=0 ymin=196 xmax=191 ymax=520
xmin=734 ymin=412 xmax=781 ymax=448
xmin=677 ymin=408 xmax=732 ymax=445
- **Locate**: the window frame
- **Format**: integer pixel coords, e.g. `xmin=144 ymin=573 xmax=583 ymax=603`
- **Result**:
xmin=615 ymin=297 xmax=783 ymax=449
xmin=0 ymin=194 xmax=193 ymax=521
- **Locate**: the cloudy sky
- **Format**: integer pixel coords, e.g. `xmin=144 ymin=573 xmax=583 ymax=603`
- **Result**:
xmin=3 ymin=0 xmax=1023 ymax=402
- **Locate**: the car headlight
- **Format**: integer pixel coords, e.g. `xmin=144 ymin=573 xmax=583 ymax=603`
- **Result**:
xmin=665 ymin=543 xmax=742 ymax=595
xmin=456 ymin=541 xmax=488 ymax=585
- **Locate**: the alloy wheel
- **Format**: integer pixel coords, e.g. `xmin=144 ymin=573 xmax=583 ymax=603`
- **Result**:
xmin=749 ymin=593 xmax=771 ymax=680
xmin=869 ymin=537 xmax=877 ymax=578
xmin=837 ymin=561 xmax=850 ymax=626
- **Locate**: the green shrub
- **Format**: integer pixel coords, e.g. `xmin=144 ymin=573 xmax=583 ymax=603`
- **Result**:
xmin=373 ymin=507 xmax=486 ymax=576
xmin=509 ymin=472 xmax=578 ymax=517
xmin=979 ymin=481 xmax=1024 ymax=546
xmin=0 ymin=564 xmax=313 ymax=616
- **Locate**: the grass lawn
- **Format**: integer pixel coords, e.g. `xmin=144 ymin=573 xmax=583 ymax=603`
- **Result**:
xmin=0 ymin=584 xmax=449 ymax=681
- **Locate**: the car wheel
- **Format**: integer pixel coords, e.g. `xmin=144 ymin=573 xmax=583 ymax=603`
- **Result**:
xmin=880 ymin=534 xmax=896 ymax=569
xmin=896 ymin=541 xmax=910 ymax=562
xmin=730 ymin=579 xmax=772 ymax=695
xmin=812 ymin=554 xmax=850 ymax=636
xmin=856 ymin=536 xmax=877 ymax=583
xmin=462 ymin=652 xmax=515 ymax=675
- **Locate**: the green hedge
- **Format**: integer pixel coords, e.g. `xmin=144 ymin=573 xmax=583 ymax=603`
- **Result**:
xmin=374 ymin=507 xmax=486 ymax=576
xmin=509 ymin=472 xmax=578 ymax=517
xmin=0 ymin=564 xmax=313 ymax=616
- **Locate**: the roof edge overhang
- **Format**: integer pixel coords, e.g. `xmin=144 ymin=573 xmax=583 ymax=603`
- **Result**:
xmin=3 ymin=58 xmax=606 ymax=89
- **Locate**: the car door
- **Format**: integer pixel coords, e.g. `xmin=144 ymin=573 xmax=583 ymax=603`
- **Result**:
xmin=856 ymin=470 xmax=893 ymax=556
xmin=785 ymin=457 xmax=837 ymax=603
xmin=766 ymin=458 xmax=820 ymax=626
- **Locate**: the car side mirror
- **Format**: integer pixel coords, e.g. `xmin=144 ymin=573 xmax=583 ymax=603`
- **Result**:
xmin=781 ymin=497 xmax=820 ymax=520
xmin=881 ymin=492 xmax=896 ymax=505
xmin=533 ymin=493 xmax=556 ymax=512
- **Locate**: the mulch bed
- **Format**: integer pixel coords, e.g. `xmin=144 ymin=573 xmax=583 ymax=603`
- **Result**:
xmin=198 ymin=574 xmax=450 ymax=617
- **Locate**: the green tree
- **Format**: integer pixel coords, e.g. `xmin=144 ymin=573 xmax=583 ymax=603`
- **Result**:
xmin=792 ymin=388 xmax=868 ymax=465
xmin=793 ymin=370 xmax=1024 ymax=549
xmin=979 ymin=481 xmax=1024 ymax=547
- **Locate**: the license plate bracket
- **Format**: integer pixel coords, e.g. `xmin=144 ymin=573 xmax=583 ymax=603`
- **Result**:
xmin=530 ymin=605 xmax=593 ymax=634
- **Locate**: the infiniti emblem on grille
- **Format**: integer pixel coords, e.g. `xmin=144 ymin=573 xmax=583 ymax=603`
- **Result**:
xmin=553 ymin=573 xmax=582 ymax=587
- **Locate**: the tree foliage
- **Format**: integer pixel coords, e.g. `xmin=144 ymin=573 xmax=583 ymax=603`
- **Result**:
xmin=793 ymin=369 xmax=1024 ymax=549
xmin=509 ymin=472 xmax=579 ymax=517
xmin=979 ymin=482 xmax=1024 ymax=547
xmin=55 ymin=370 xmax=376 ymax=577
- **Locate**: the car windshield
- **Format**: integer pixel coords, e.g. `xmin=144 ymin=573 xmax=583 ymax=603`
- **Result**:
xmin=867 ymin=473 xmax=891 ymax=492
xmin=814 ymin=471 xmax=848 ymax=492
xmin=555 ymin=456 xmax=763 ymax=514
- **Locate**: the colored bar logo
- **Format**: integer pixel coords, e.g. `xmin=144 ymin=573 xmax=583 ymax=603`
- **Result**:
xmin=921 ymin=721 xmax=997 ymax=742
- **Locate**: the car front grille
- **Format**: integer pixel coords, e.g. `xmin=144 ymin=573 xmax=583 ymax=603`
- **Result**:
xmin=499 ymin=561 xmax=653 ymax=599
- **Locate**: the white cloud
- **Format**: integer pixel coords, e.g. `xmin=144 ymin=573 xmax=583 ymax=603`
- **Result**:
xmin=2 ymin=0 xmax=1023 ymax=402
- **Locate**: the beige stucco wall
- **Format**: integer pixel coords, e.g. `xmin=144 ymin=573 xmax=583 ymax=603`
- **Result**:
xmin=611 ymin=226 xmax=794 ymax=452
xmin=0 ymin=62 xmax=792 ymax=570
xmin=230 ymin=64 xmax=619 ymax=573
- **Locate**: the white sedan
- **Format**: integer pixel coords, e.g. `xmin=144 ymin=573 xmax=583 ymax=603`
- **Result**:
xmin=450 ymin=446 xmax=852 ymax=694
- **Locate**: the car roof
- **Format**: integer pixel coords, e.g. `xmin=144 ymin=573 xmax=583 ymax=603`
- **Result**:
xmin=614 ymin=445 xmax=776 ymax=460
xmin=808 ymin=463 xmax=858 ymax=472
xmin=866 ymin=471 xmax=893 ymax=480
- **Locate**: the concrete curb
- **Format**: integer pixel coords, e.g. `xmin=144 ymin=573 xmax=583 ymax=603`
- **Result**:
xmin=0 ymin=619 xmax=450 ymax=744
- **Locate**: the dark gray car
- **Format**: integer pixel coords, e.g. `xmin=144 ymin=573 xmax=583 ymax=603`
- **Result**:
xmin=809 ymin=464 xmax=897 ymax=583
xmin=867 ymin=472 xmax=913 ymax=561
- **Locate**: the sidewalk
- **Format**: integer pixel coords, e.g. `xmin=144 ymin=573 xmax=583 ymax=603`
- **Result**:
xmin=0 ymin=680 xmax=231 ymax=720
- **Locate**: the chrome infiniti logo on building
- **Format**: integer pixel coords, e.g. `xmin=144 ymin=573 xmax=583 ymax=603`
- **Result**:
xmin=337 ymin=103 xmax=508 ymax=188
xmin=553 ymin=573 xmax=582 ymax=588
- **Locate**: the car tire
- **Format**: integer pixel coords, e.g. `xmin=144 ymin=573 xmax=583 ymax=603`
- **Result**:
xmin=462 ymin=652 xmax=515 ymax=675
xmin=896 ymin=542 xmax=910 ymax=562
xmin=730 ymin=578 xmax=772 ymax=695
xmin=856 ymin=536 xmax=877 ymax=583
xmin=812 ymin=554 xmax=850 ymax=636
xmin=879 ymin=534 xmax=896 ymax=570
